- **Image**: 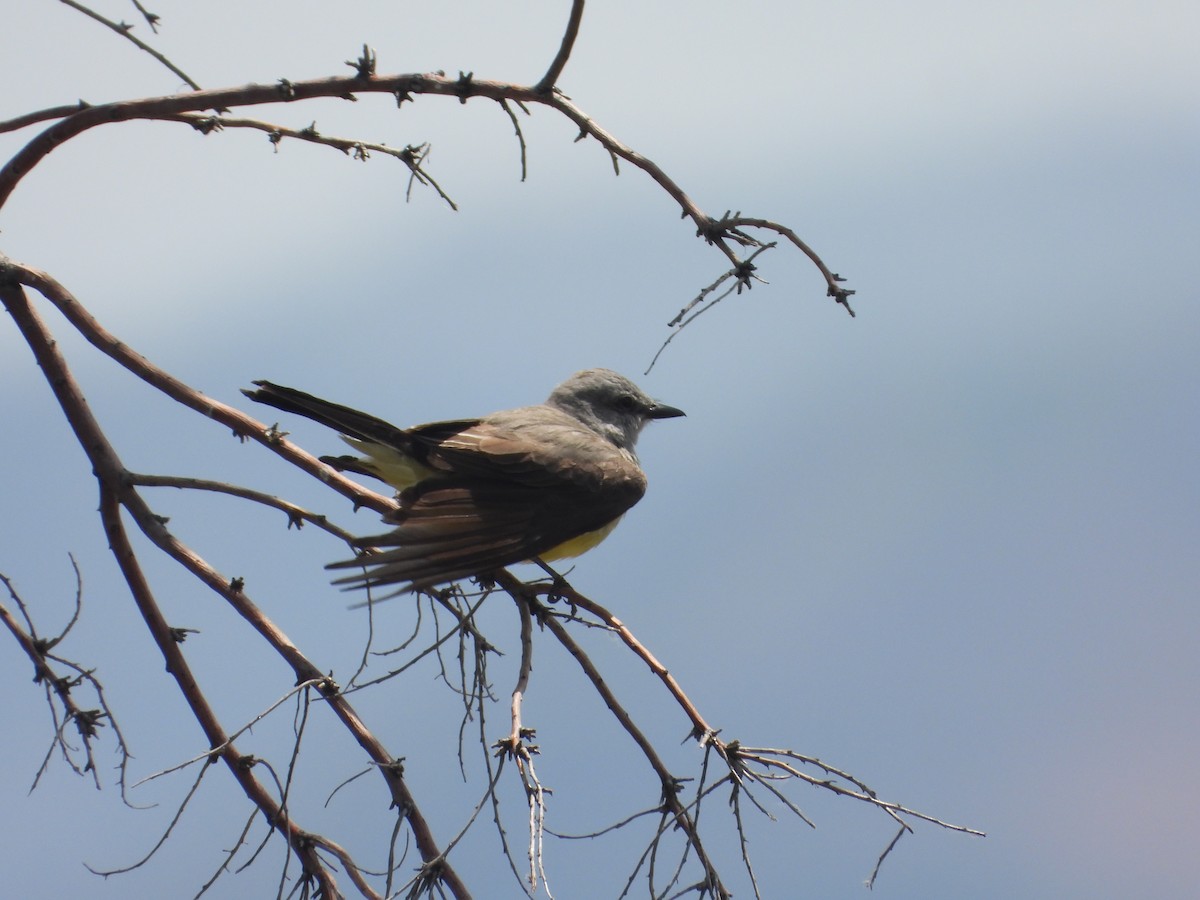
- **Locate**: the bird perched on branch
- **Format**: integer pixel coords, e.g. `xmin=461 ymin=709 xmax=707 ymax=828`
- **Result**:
xmin=244 ymin=369 xmax=684 ymax=593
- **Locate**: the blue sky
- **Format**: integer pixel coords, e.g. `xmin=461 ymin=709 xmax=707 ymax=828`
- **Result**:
xmin=2 ymin=2 xmax=1198 ymax=898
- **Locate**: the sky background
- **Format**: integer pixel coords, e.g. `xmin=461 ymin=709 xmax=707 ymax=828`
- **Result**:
xmin=2 ymin=1 xmax=1198 ymax=898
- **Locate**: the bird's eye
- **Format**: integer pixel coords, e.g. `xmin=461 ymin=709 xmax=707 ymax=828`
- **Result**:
xmin=614 ymin=394 xmax=639 ymax=412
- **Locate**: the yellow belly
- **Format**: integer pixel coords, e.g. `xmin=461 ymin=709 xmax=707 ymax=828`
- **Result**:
xmin=540 ymin=516 xmax=623 ymax=561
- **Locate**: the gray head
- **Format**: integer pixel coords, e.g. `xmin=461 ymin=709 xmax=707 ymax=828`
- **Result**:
xmin=546 ymin=368 xmax=685 ymax=451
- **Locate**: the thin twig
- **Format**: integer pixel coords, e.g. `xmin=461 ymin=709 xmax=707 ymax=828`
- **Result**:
xmin=0 ymin=102 xmax=93 ymax=134
xmin=165 ymin=112 xmax=460 ymax=209
xmin=499 ymin=99 xmax=529 ymax=182
xmin=85 ymin=760 xmax=212 ymax=877
xmin=194 ymin=809 xmax=257 ymax=898
xmin=129 ymin=0 xmax=160 ymax=33
xmin=647 ymin=242 xmax=777 ymax=374
xmin=57 ymin=0 xmax=201 ymax=90
xmin=866 ymin=824 xmax=908 ymax=890
xmin=129 ymin=472 xmax=358 ymax=540
xmin=131 ymin=679 xmax=326 ymax=788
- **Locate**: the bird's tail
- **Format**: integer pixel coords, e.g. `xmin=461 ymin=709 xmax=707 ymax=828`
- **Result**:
xmin=242 ymin=381 xmax=411 ymax=449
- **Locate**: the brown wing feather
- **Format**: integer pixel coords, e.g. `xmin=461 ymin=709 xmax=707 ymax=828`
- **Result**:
xmin=415 ymin=407 xmax=637 ymax=488
xmin=328 ymin=471 xmax=646 ymax=591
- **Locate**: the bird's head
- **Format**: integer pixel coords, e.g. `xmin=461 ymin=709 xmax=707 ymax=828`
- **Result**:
xmin=547 ymin=368 xmax=685 ymax=451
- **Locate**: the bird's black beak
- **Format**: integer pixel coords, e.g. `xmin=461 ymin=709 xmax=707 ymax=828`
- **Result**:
xmin=648 ymin=402 xmax=686 ymax=420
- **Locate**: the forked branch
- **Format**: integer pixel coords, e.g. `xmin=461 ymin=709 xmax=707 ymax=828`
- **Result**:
xmin=0 ymin=71 xmax=850 ymax=320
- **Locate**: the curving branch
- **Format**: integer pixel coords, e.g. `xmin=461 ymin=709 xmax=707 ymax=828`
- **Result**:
xmin=0 ymin=68 xmax=850 ymax=316
xmin=0 ymin=101 xmax=93 ymax=135
xmin=535 ymin=0 xmax=586 ymax=93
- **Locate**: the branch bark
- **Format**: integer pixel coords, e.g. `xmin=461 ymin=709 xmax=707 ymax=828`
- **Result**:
xmin=0 ymin=267 xmax=472 ymax=899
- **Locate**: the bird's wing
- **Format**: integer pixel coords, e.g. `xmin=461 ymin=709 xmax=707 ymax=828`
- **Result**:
xmin=329 ymin=476 xmax=644 ymax=591
xmin=331 ymin=415 xmax=649 ymax=591
xmin=414 ymin=407 xmax=639 ymax=488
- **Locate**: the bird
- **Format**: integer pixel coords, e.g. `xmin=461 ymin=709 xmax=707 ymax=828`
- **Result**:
xmin=243 ymin=369 xmax=684 ymax=592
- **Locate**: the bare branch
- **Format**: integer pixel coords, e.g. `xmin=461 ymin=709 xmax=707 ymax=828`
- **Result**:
xmin=647 ymin=241 xmax=778 ymax=374
xmin=194 ymin=810 xmax=258 ymax=897
xmin=866 ymin=824 xmax=908 ymax=890
xmin=129 ymin=0 xmax=161 ymax=33
xmin=666 ymin=241 xmax=777 ymax=329
xmin=521 ymin=578 xmax=716 ymax=743
xmin=0 ymin=101 xmax=92 ymax=134
xmin=536 ymin=0 xmax=587 ymax=93
xmin=56 ymin=0 xmax=201 ymax=90
xmin=506 ymin=594 xmax=535 ymax=748
xmin=128 ymin=472 xmax=359 ymax=540
xmin=0 ymin=72 xmax=848 ymax=322
xmin=5 ymin=260 xmax=391 ymax=513
xmin=165 ymin=111 xmax=460 ymax=209
xmin=499 ymin=99 xmax=529 ymax=182
xmin=0 ymin=272 xmax=471 ymax=898
xmin=131 ymin=679 xmax=326 ymax=788
xmin=495 ymin=576 xmax=731 ymax=898
xmin=713 ymin=215 xmax=857 ymax=314
xmin=85 ymin=760 xmax=212 ymax=877
xmin=0 ymin=556 xmax=146 ymax=803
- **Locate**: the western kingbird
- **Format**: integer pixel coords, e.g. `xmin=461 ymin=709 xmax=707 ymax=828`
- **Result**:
xmin=244 ymin=369 xmax=684 ymax=592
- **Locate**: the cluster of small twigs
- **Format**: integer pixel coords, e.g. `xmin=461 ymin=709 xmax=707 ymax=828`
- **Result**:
xmin=493 ymin=575 xmax=983 ymax=897
xmin=0 ymin=2 xmax=976 ymax=896
xmin=0 ymin=558 xmax=135 ymax=796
